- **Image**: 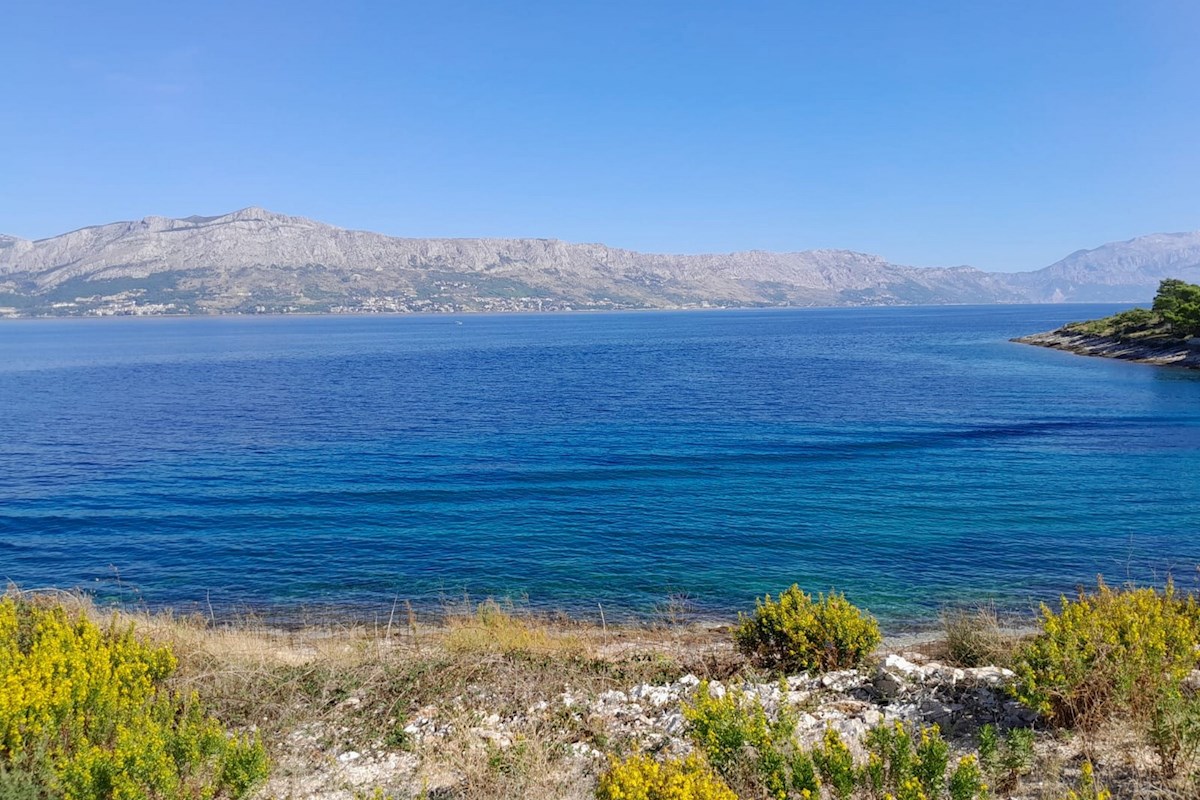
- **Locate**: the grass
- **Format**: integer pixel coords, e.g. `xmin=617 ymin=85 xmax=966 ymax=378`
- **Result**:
xmin=939 ymin=603 xmax=1024 ymax=668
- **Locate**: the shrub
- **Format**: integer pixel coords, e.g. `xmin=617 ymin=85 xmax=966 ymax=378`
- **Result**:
xmin=1153 ymin=278 xmax=1200 ymax=337
xmin=685 ymin=694 xmax=990 ymax=800
xmin=914 ymin=724 xmax=950 ymax=799
xmin=813 ymin=727 xmax=855 ymax=800
xmin=1068 ymin=307 xmax=1163 ymax=339
xmin=973 ymin=724 xmax=1035 ymax=793
xmin=1010 ymin=580 xmax=1200 ymax=728
xmin=863 ymin=721 xmax=915 ymax=791
xmin=683 ymin=681 xmax=813 ymax=799
xmin=734 ymin=586 xmax=881 ymax=673
xmin=595 ymin=754 xmax=737 ymax=800
xmin=1148 ymin=683 xmax=1200 ymax=780
xmin=862 ymin=723 xmax=984 ymax=800
xmin=0 ymin=594 xmax=268 ymax=800
xmin=976 ymin=725 xmax=998 ymax=775
xmin=997 ymin=728 xmax=1034 ymax=790
xmin=947 ymin=756 xmax=985 ymax=800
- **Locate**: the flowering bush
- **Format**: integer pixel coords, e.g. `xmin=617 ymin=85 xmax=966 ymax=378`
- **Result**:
xmin=0 ymin=595 xmax=267 ymax=799
xmin=734 ymin=586 xmax=881 ymax=673
xmin=1010 ymin=580 xmax=1200 ymax=727
xmin=595 ymin=754 xmax=737 ymax=800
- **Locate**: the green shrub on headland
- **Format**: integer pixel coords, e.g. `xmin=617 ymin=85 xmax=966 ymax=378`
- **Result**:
xmin=734 ymin=585 xmax=881 ymax=673
xmin=1153 ymin=278 xmax=1200 ymax=337
xmin=1067 ymin=278 xmax=1200 ymax=340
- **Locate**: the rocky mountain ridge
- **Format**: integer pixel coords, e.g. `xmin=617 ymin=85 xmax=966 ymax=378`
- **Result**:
xmin=1 ymin=208 xmax=1197 ymax=316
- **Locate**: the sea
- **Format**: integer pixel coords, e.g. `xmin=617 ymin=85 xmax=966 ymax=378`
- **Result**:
xmin=2 ymin=305 xmax=1198 ymax=629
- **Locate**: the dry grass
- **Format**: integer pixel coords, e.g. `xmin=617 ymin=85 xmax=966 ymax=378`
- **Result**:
xmin=78 ymin=595 xmax=739 ymax=799
xmin=940 ymin=603 xmax=1025 ymax=668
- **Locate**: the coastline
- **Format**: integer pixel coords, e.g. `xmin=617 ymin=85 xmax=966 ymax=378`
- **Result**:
xmin=1013 ymin=327 xmax=1200 ymax=369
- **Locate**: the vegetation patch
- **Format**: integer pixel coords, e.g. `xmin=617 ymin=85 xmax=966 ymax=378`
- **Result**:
xmin=596 ymin=754 xmax=737 ymax=800
xmin=734 ymin=586 xmax=881 ymax=674
xmin=0 ymin=594 xmax=267 ymax=800
xmin=1064 ymin=277 xmax=1200 ymax=340
xmin=1010 ymin=579 xmax=1200 ymax=728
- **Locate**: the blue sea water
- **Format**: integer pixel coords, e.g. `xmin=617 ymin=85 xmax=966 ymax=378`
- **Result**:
xmin=2 ymin=305 xmax=1199 ymax=628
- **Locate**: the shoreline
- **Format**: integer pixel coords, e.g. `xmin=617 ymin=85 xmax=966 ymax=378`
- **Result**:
xmin=0 ymin=299 xmax=1129 ymax=323
xmin=65 ymin=590 xmax=1038 ymax=649
xmin=1013 ymin=327 xmax=1200 ymax=369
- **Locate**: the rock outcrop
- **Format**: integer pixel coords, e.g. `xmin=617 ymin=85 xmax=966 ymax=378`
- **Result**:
xmin=1013 ymin=329 xmax=1200 ymax=369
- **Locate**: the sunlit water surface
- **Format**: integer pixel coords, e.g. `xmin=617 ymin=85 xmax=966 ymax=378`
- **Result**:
xmin=2 ymin=305 xmax=1198 ymax=627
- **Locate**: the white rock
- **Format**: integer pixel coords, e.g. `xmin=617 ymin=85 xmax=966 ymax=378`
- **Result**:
xmin=337 ymin=751 xmax=361 ymax=763
xmin=883 ymin=654 xmax=924 ymax=678
xmin=821 ymin=670 xmax=863 ymax=692
xmin=662 ymin=713 xmax=685 ymax=735
xmin=927 ymin=666 xmax=966 ymax=686
xmin=964 ymin=666 xmax=1014 ymax=686
xmin=873 ymin=668 xmax=908 ymax=699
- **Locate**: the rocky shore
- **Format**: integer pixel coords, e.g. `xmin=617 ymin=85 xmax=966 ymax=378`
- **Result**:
xmin=1013 ymin=328 xmax=1200 ymax=368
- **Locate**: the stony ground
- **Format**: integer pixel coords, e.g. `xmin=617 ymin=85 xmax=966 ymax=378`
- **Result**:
xmin=135 ymin=611 xmax=1187 ymax=800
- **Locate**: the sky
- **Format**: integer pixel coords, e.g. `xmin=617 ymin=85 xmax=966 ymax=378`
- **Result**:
xmin=2 ymin=1 xmax=1198 ymax=271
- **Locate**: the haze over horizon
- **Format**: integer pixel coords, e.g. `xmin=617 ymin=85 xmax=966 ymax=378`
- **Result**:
xmin=4 ymin=1 xmax=1199 ymax=271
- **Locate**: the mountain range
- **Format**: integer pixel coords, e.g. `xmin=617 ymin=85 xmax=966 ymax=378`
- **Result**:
xmin=2 ymin=208 xmax=1198 ymax=317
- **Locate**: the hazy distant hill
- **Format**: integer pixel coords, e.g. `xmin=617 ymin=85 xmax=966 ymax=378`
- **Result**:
xmin=1007 ymin=232 xmax=1200 ymax=303
xmin=0 ymin=207 xmax=1195 ymax=316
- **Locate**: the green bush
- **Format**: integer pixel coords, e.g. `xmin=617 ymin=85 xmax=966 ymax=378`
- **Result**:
xmin=1148 ymin=683 xmax=1200 ymax=780
xmin=947 ymin=756 xmax=985 ymax=800
xmin=1153 ymin=278 xmax=1200 ymax=337
xmin=683 ymin=681 xmax=816 ymax=799
xmin=1010 ymin=580 xmax=1200 ymax=728
xmin=686 ymin=687 xmax=989 ymax=800
xmin=0 ymin=595 xmax=268 ymax=800
xmin=1068 ymin=307 xmax=1162 ymax=338
xmin=862 ymin=722 xmax=982 ymax=800
xmin=734 ymin=586 xmax=881 ymax=673
xmin=813 ymin=728 xmax=855 ymax=800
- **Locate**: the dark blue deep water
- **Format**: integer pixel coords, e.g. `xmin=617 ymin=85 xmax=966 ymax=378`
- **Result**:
xmin=2 ymin=305 xmax=1199 ymax=627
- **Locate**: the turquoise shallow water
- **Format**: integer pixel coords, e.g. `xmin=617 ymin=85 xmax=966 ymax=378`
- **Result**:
xmin=2 ymin=305 xmax=1198 ymax=627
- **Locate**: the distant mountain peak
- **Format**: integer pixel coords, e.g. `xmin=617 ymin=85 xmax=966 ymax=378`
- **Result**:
xmin=1 ymin=210 xmax=1196 ymax=315
xmin=213 ymin=207 xmax=318 ymax=226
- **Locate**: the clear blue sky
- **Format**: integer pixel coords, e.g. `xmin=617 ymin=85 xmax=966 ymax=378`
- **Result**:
xmin=3 ymin=1 xmax=1198 ymax=271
